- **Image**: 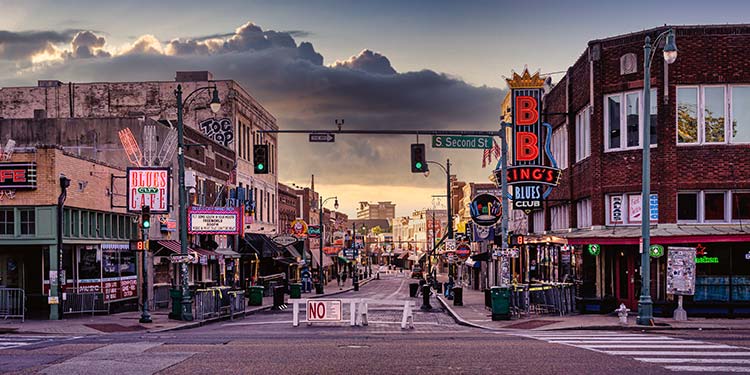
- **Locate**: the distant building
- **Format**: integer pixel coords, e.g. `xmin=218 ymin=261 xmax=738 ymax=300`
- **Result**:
xmin=356 ymin=201 xmax=395 ymax=220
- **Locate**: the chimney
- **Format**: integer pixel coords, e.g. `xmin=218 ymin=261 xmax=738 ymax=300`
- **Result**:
xmin=175 ymin=71 xmax=214 ymax=82
xmin=311 ymin=174 xmax=315 ymax=192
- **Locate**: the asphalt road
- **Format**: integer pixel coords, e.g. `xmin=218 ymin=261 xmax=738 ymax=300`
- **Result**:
xmin=2 ymin=272 xmax=749 ymax=374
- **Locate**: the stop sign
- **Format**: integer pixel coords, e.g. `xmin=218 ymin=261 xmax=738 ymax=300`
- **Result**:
xmin=456 ymin=243 xmax=471 ymax=259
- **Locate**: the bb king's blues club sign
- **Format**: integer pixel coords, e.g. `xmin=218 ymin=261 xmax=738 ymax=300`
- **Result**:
xmin=497 ymin=69 xmax=562 ymax=211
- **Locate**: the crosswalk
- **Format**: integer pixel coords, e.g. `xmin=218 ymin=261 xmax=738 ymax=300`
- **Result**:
xmin=516 ymin=331 xmax=750 ymax=373
xmin=0 ymin=335 xmax=78 ymax=350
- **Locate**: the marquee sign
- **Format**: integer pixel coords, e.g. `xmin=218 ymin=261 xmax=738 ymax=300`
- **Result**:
xmin=496 ymin=69 xmax=562 ymax=212
xmin=188 ymin=207 xmax=243 ymax=235
xmin=127 ymin=167 xmax=170 ymax=213
xmin=0 ymin=162 xmax=37 ymax=190
xmin=469 ymin=194 xmax=502 ymax=226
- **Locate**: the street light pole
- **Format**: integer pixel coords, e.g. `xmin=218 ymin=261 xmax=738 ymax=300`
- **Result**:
xmin=317 ymin=196 xmax=338 ymax=294
xmin=174 ymin=84 xmax=221 ymax=321
xmin=637 ymin=29 xmax=677 ymax=326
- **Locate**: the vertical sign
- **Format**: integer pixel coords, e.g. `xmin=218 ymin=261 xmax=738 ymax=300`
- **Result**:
xmin=127 ymin=167 xmax=170 ymax=213
xmin=500 ymin=68 xmax=562 ymax=212
xmin=666 ymin=247 xmax=696 ymax=296
xmin=610 ymin=195 xmax=624 ymax=224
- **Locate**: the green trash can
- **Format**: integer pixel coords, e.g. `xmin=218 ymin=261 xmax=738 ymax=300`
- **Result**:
xmin=289 ymin=283 xmax=302 ymax=299
xmin=491 ymin=286 xmax=511 ymax=321
xmin=248 ymin=286 xmax=264 ymax=306
xmin=169 ymin=288 xmax=183 ymax=320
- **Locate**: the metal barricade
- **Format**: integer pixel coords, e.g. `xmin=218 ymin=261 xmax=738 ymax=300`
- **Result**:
xmin=193 ymin=289 xmax=220 ymax=321
xmin=152 ymin=285 xmax=171 ymax=309
xmin=194 ymin=288 xmax=246 ymax=321
xmin=0 ymin=288 xmax=25 ymax=321
xmin=228 ymin=291 xmax=246 ymax=320
xmin=62 ymin=292 xmax=108 ymax=315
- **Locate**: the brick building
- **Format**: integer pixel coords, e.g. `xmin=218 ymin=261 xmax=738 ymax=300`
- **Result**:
xmin=356 ymin=201 xmax=396 ymax=220
xmin=518 ymin=25 xmax=750 ymax=316
xmin=277 ymin=182 xmax=300 ymax=235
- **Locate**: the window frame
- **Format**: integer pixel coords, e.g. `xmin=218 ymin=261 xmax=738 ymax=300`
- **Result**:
xmin=575 ymin=105 xmax=592 ymax=162
xmin=729 ymin=85 xmax=750 ymax=144
xmin=19 ymin=208 xmax=35 ymax=236
xmin=675 ymin=84 xmax=750 ymax=145
xmin=731 ymin=190 xmax=750 ymax=222
xmin=551 ymin=124 xmax=569 ymax=170
xmin=576 ymin=198 xmax=592 ymax=228
xmin=677 ymin=191 xmax=700 ymax=223
xmin=604 ymin=89 xmax=657 ymax=152
xmin=606 ymin=193 xmax=658 ymax=226
xmin=0 ymin=208 xmax=14 ymax=236
xmin=700 ymin=85 xmax=729 ymax=145
xmin=703 ymin=190 xmax=728 ymax=223
xmin=676 ymin=190 xmax=744 ymax=224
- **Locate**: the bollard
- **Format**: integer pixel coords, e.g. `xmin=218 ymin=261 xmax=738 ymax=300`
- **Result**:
xmin=376 ymin=272 xmax=380 ymax=280
xmin=272 ymin=286 xmax=286 ymax=310
xmin=420 ymin=285 xmax=432 ymax=310
xmin=409 ymin=283 xmax=419 ymax=297
xmin=353 ymin=280 xmax=360 ymax=291
xmin=453 ymin=287 xmax=463 ymax=306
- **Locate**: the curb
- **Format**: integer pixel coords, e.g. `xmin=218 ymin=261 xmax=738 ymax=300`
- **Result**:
xmin=308 ymin=277 xmax=374 ymax=299
xmin=436 ymin=295 xmax=505 ymax=331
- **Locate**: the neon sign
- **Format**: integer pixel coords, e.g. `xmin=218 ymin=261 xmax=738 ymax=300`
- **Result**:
xmin=695 ymin=256 xmax=719 ymax=264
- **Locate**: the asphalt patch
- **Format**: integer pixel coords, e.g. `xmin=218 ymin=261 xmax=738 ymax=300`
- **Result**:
xmin=502 ymin=320 xmax=562 ymax=329
xmin=84 ymin=324 xmax=147 ymax=333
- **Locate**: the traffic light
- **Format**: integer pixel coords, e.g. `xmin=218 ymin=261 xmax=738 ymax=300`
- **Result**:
xmin=253 ymin=144 xmax=269 ymax=174
xmin=141 ymin=205 xmax=151 ymax=229
xmin=410 ymin=143 xmax=427 ymax=173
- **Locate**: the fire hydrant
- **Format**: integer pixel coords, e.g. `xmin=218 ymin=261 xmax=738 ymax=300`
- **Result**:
xmin=616 ymin=303 xmax=630 ymax=325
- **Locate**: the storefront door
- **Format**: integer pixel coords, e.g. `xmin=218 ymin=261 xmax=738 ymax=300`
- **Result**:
xmin=0 ymin=255 xmax=21 ymax=288
xmin=615 ymin=249 xmax=639 ymax=310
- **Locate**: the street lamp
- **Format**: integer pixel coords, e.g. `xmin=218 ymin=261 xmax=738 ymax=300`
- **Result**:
xmin=424 ymin=159 xmax=453 ymax=278
xmin=174 ymin=84 xmax=221 ymax=321
xmin=318 ymin=196 xmax=338 ymax=294
xmin=638 ymin=28 xmax=677 ymax=326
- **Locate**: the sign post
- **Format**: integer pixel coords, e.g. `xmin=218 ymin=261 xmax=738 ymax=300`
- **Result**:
xmin=307 ymin=300 xmax=342 ymax=322
xmin=432 ymin=135 xmax=492 ymax=149
xmin=309 ymin=133 xmax=335 ymax=143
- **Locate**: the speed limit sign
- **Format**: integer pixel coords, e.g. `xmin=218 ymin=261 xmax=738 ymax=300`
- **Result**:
xmin=445 ymin=239 xmax=457 ymax=251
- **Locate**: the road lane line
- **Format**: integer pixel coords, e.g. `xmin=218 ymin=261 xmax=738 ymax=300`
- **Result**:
xmin=579 ymin=344 xmax=735 ymax=349
xmin=635 ymin=358 xmax=750 ymax=364
xmin=663 ymin=365 xmax=750 ymax=372
xmin=603 ymin=351 xmax=750 ymax=356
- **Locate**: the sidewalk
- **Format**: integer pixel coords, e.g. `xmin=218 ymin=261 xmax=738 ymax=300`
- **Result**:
xmin=435 ymin=276 xmax=750 ymax=331
xmin=0 ymin=276 xmax=373 ymax=336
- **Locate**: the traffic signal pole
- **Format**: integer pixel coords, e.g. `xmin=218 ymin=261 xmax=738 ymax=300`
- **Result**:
xmin=140 ymin=205 xmax=152 ymax=324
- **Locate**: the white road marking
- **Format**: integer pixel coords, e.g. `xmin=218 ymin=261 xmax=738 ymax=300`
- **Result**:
xmin=580 ymin=344 xmax=735 ymax=349
xmin=636 ymin=358 xmax=750 ymax=364
xmin=663 ymin=365 xmax=750 ymax=372
xmin=605 ymin=351 xmax=750 ymax=356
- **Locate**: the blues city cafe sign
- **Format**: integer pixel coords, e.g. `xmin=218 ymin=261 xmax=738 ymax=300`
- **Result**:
xmin=495 ymin=69 xmax=562 ymax=212
xmin=0 ymin=162 xmax=37 ymax=190
xmin=127 ymin=167 xmax=171 ymax=214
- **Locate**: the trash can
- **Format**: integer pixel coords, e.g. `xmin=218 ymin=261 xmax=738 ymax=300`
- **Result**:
xmin=169 ymin=288 xmax=183 ymax=319
xmin=289 ymin=283 xmax=302 ymax=299
xmin=272 ymin=286 xmax=286 ymax=310
xmin=491 ymin=286 xmax=511 ymax=321
xmin=409 ymin=283 xmax=419 ymax=297
xmin=452 ymin=287 xmax=463 ymax=306
xmin=248 ymin=286 xmax=264 ymax=306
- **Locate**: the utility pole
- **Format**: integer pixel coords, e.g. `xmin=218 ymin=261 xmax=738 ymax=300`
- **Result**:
xmin=499 ymin=123 xmax=510 ymax=286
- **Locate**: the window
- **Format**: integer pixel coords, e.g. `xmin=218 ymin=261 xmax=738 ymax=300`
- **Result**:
xmin=732 ymin=192 xmax=750 ymax=220
xmin=0 ymin=209 xmax=13 ymax=235
xmin=607 ymin=193 xmax=657 ymax=225
xmin=575 ymin=106 xmax=591 ymax=162
xmin=576 ymin=199 xmax=592 ymax=228
xmin=72 ymin=210 xmax=80 ymax=237
xmin=677 ymin=190 xmax=748 ymax=223
xmin=677 ymin=192 xmax=698 ymax=221
xmin=731 ymin=86 xmax=750 ymax=143
xmin=605 ymin=89 xmax=657 ymax=151
xmin=676 ymin=85 xmax=750 ymax=145
xmin=19 ymin=209 xmax=35 ymax=235
xmin=551 ymin=125 xmax=568 ymax=169
xmin=532 ymin=210 xmax=544 ymax=234
xmin=550 ymin=204 xmax=569 ymax=231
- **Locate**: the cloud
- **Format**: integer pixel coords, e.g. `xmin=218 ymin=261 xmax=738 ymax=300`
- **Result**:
xmin=0 ymin=21 xmax=503 ymax=191
xmin=331 ymin=49 xmax=397 ymax=75
xmin=67 ymin=31 xmax=110 ymax=58
xmin=0 ymin=29 xmax=79 ymax=60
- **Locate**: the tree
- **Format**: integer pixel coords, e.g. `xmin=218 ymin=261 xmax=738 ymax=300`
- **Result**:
xmin=372 ymin=226 xmax=383 ymax=235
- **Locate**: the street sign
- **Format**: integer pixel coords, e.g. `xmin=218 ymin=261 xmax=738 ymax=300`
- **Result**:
xmin=169 ymin=253 xmax=196 ymax=263
xmin=272 ymin=235 xmax=299 ymax=247
xmin=445 ymin=239 xmax=457 ymax=252
xmin=432 ymin=135 xmax=492 ymax=149
xmin=456 ymin=243 xmax=471 ymax=259
xmin=495 ymin=248 xmax=519 ymax=258
xmin=307 ymin=300 xmax=342 ymax=321
xmin=309 ymin=133 xmax=335 ymax=143
xmin=307 ymin=225 xmax=322 ymax=239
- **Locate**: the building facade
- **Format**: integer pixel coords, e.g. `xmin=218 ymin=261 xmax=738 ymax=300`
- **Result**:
xmin=356 ymin=201 xmax=396 ymax=220
xmin=523 ymin=25 xmax=750 ymax=316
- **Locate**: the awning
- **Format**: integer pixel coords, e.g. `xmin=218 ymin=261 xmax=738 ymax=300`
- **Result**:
xmin=284 ymin=245 xmax=302 ymax=260
xmin=337 ymin=256 xmax=351 ymax=263
xmin=560 ymin=224 xmax=750 ymax=245
xmin=399 ymin=252 xmax=410 ymax=260
xmin=408 ymin=254 xmax=420 ymax=262
xmin=215 ymin=248 xmax=241 ymax=258
xmin=310 ymin=250 xmax=334 ymax=268
xmin=243 ymin=234 xmax=282 ymax=258
xmin=193 ymin=248 xmax=219 ymax=260
xmin=470 ymin=252 xmax=491 ymax=262
xmin=156 ymin=240 xmax=197 ymax=254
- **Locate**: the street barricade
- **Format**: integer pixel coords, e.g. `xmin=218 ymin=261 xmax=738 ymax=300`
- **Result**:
xmin=152 ymin=284 xmax=171 ymax=309
xmin=194 ymin=287 xmax=246 ymax=321
xmin=290 ymin=298 xmax=415 ymax=329
xmin=510 ymin=283 xmax=576 ymax=318
xmin=62 ymin=292 xmax=108 ymax=315
xmin=0 ymin=287 xmax=25 ymax=321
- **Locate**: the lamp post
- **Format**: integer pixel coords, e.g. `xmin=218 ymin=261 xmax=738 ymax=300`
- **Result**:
xmin=317 ymin=196 xmax=338 ymax=294
xmin=424 ymin=159 xmax=453 ymax=279
xmin=637 ymin=28 xmax=677 ymax=326
xmin=174 ymin=84 xmax=221 ymax=321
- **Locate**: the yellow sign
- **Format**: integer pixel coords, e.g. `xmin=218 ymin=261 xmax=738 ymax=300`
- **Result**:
xmin=291 ymin=219 xmax=308 ymax=237
xmin=48 ymin=296 xmax=60 ymax=305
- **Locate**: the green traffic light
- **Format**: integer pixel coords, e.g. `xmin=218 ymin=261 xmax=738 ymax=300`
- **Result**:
xmin=415 ymin=162 xmax=422 ymax=169
xmin=257 ymin=163 xmax=265 ymax=170
xmin=143 ymin=220 xmax=150 ymax=228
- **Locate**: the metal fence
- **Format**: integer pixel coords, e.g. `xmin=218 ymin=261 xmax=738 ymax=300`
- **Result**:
xmin=510 ymin=283 xmax=576 ymax=318
xmin=193 ymin=287 xmax=246 ymax=321
xmin=152 ymin=285 xmax=171 ymax=309
xmin=62 ymin=292 xmax=108 ymax=315
xmin=0 ymin=288 xmax=25 ymax=321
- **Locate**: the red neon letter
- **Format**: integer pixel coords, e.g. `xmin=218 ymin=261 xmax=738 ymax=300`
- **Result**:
xmin=516 ymin=132 xmax=539 ymax=161
xmin=516 ymin=96 xmax=539 ymax=125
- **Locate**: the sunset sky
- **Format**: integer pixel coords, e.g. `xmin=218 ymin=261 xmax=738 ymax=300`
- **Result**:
xmin=1 ymin=0 xmax=747 ymax=217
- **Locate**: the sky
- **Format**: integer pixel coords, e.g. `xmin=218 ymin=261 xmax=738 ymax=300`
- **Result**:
xmin=0 ymin=0 xmax=748 ymax=218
